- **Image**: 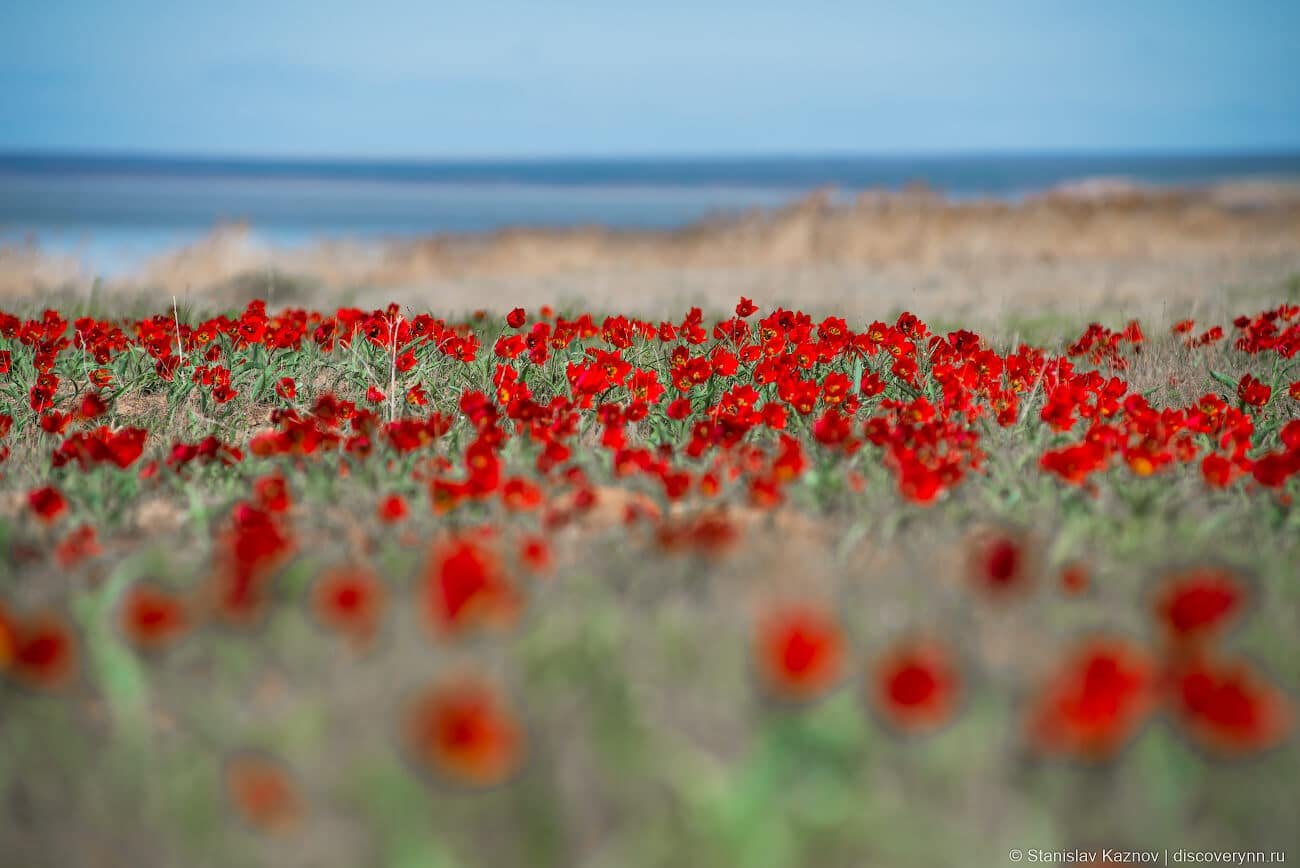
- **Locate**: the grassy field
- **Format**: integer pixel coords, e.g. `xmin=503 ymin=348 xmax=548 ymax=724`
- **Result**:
xmin=0 ymin=292 xmax=1297 ymax=867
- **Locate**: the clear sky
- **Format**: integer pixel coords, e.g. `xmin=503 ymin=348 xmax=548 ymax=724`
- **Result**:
xmin=2 ymin=0 xmax=1297 ymax=157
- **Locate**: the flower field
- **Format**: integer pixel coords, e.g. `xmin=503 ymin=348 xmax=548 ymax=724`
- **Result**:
xmin=1 ymin=296 xmax=1297 ymax=867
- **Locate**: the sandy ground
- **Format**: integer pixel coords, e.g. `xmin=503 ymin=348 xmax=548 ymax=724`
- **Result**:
xmin=3 ymin=181 xmax=1300 ymax=325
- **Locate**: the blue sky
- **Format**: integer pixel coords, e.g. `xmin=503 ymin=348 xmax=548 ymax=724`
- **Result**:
xmin=2 ymin=0 xmax=1297 ymax=157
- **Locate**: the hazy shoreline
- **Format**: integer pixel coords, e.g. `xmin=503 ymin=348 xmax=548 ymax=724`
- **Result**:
xmin=3 ymin=179 xmax=1300 ymax=325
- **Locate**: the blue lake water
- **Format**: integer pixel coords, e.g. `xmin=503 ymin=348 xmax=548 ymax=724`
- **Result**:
xmin=3 ymin=152 xmax=1299 ymax=274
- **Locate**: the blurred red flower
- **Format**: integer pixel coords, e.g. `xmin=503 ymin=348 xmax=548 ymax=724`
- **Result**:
xmin=120 ymin=583 xmax=190 ymax=651
xmin=1059 ymin=562 xmax=1091 ymax=596
xmin=1200 ymin=453 xmax=1237 ymax=487
xmin=422 ymin=537 xmax=518 ymax=636
xmin=209 ymin=502 xmax=295 ymax=625
xmin=55 ymin=524 xmax=101 ymax=568
xmin=377 ymin=493 xmax=408 ymax=522
xmin=77 ymin=392 xmax=109 ymax=421
xmin=1167 ymin=655 xmax=1292 ymax=756
xmin=1152 ymin=566 xmax=1246 ymax=645
xmin=0 ymin=603 xmax=15 ymax=672
xmin=402 ymin=676 xmax=525 ymax=787
xmin=871 ymin=639 xmax=961 ymax=734
xmin=253 ymin=474 xmax=292 ymax=513
xmin=311 ymin=567 xmax=385 ymax=648
xmin=7 ymin=613 xmax=78 ymax=691
xmin=1025 ymin=637 xmax=1157 ymax=760
xmin=27 ymin=485 xmax=67 ymax=523
xmin=967 ymin=528 xmax=1034 ymax=599
xmin=755 ymin=604 xmax=845 ymax=702
xmin=224 ymin=753 xmax=302 ymax=834
xmin=39 ymin=411 xmax=72 ymax=435
xmin=519 ymin=535 xmax=552 ymax=574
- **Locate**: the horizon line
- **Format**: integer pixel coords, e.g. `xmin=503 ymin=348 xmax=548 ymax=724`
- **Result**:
xmin=5 ymin=145 xmax=1300 ymax=165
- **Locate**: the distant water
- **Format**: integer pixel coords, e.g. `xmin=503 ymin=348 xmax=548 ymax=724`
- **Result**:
xmin=3 ymin=152 xmax=1299 ymax=275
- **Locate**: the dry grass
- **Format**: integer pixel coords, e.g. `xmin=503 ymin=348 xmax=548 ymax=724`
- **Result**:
xmin=5 ymin=182 xmax=1300 ymax=328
